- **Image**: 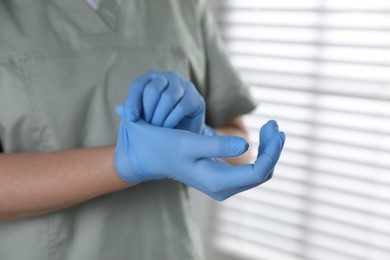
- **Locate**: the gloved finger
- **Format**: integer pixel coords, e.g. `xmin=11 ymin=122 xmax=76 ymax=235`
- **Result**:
xmin=123 ymin=72 xmax=153 ymax=122
xmin=264 ymin=132 xmax=286 ymax=182
xmin=210 ymin=183 xmax=259 ymax=201
xmin=236 ymin=131 xmax=284 ymax=185
xmin=180 ymin=80 xmax=205 ymax=117
xmin=253 ymin=132 xmax=285 ymax=177
xmin=258 ymin=120 xmax=279 ymax=156
xmin=201 ymin=133 xmax=283 ymax=192
xmin=151 ymin=72 xmax=185 ymax=126
xmin=163 ymin=80 xmax=204 ymax=128
xmin=177 ymin=157 xmax=257 ymax=201
xmin=207 ymin=121 xmax=282 ymax=184
xmin=143 ymin=74 xmax=169 ymax=122
xmin=188 ymin=135 xmax=249 ymax=159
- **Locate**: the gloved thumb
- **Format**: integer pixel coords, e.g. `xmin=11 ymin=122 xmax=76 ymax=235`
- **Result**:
xmin=189 ymin=134 xmax=249 ymax=159
xmin=116 ymin=104 xmax=139 ymax=122
xmin=115 ymin=104 xmax=124 ymax=118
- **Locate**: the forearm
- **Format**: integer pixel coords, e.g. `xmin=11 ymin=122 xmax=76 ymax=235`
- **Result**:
xmin=0 ymin=146 xmax=131 ymax=221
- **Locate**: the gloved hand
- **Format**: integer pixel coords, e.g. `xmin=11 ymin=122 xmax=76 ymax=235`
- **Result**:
xmin=114 ymin=111 xmax=286 ymax=200
xmin=116 ymin=71 xmax=215 ymax=135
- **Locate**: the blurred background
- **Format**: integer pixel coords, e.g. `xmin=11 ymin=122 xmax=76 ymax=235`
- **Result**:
xmin=190 ymin=0 xmax=390 ymax=259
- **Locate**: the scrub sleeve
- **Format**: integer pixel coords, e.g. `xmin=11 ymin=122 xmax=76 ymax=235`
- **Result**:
xmin=197 ymin=0 xmax=257 ymax=127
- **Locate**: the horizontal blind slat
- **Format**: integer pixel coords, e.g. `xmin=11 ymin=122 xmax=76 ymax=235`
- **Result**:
xmin=222 ymin=36 xmax=390 ymax=49
xmin=214 ymin=0 xmax=390 ymax=10
xmin=221 ymin=25 xmax=390 ymax=46
xmin=209 ymin=1 xmax=390 ymax=260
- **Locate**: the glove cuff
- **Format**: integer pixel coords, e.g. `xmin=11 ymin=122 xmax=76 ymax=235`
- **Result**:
xmin=114 ymin=122 xmax=145 ymax=184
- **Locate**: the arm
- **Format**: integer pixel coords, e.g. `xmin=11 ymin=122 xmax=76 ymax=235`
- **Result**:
xmin=0 ymin=146 xmax=131 ymax=221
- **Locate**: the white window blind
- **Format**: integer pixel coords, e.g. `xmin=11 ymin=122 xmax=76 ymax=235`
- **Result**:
xmin=207 ymin=1 xmax=390 ymax=259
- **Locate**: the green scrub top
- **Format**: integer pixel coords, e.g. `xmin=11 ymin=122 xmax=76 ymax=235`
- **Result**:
xmin=0 ymin=0 xmax=256 ymax=259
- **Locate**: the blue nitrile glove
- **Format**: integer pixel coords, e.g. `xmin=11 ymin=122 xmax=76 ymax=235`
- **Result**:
xmin=117 ymin=71 xmax=215 ymax=135
xmin=114 ymin=110 xmax=286 ymax=200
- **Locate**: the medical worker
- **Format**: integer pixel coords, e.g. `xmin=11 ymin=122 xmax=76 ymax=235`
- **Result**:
xmin=0 ymin=0 xmax=285 ymax=259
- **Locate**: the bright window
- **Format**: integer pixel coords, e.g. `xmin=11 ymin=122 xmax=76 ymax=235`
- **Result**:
xmin=197 ymin=1 xmax=390 ymax=259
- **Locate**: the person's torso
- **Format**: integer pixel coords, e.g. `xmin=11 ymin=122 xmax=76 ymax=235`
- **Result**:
xmin=0 ymin=0 xmax=205 ymax=259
